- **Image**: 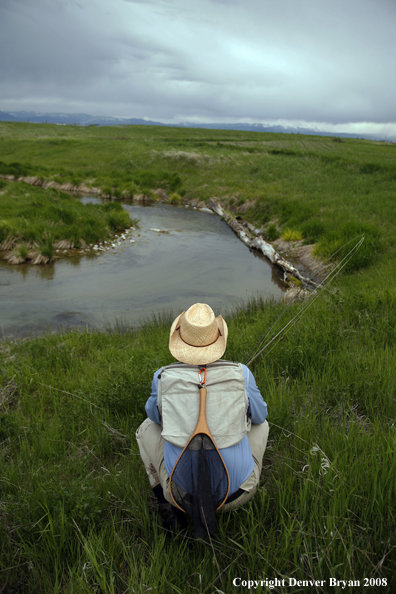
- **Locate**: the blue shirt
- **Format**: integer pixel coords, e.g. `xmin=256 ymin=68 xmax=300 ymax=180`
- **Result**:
xmin=145 ymin=363 xmax=268 ymax=495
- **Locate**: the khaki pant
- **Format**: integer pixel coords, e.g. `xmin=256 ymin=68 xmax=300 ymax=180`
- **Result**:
xmin=135 ymin=419 xmax=269 ymax=512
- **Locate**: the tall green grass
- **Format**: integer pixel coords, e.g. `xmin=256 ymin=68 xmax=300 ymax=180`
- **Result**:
xmin=1 ymin=286 xmax=395 ymax=592
xmin=0 ymin=181 xmax=135 ymax=258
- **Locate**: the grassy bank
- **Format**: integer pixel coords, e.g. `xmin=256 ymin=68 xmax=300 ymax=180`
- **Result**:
xmin=1 ymin=290 xmax=395 ymax=593
xmin=0 ymin=180 xmax=134 ymax=264
xmin=0 ymin=122 xmax=396 ymax=592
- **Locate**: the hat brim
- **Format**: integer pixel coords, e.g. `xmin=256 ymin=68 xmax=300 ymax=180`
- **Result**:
xmin=169 ymin=312 xmax=228 ymax=365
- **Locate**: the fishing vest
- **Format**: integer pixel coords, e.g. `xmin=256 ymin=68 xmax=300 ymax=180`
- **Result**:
xmin=157 ymin=360 xmax=251 ymax=449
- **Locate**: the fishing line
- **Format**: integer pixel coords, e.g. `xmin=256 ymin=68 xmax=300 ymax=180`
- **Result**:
xmin=242 ymin=287 xmax=304 ymax=366
xmin=247 ymin=235 xmax=364 ymax=366
xmin=243 ymin=234 xmax=365 ymax=365
xmin=244 ymin=236 xmax=364 ymax=365
xmin=320 ymin=233 xmax=366 ymax=269
xmin=245 ymin=236 xmax=365 ymax=367
xmin=251 ymin=236 xmax=364 ymax=365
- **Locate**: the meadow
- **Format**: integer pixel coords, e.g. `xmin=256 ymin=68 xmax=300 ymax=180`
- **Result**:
xmin=0 ymin=122 xmax=395 ymax=593
xmin=1 ymin=121 xmax=394 ymax=269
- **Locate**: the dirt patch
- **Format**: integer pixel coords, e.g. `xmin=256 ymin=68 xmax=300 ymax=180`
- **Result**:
xmin=272 ymin=239 xmax=332 ymax=282
xmin=235 ymin=199 xmax=256 ymax=214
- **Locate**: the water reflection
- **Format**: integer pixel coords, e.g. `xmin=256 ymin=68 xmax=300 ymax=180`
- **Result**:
xmin=0 ymin=259 xmax=56 ymax=280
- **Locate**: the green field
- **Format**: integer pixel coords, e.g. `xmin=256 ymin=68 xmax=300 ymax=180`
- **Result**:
xmin=1 ymin=121 xmax=394 ymax=270
xmin=0 ymin=122 xmax=396 ymax=593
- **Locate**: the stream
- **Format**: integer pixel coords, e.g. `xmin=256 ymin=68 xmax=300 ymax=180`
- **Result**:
xmin=0 ymin=198 xmax=286 ymax=339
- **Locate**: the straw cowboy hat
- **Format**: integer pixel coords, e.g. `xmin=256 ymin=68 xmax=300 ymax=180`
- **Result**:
xmin=169 ymin=303 xmax=228 ymax=365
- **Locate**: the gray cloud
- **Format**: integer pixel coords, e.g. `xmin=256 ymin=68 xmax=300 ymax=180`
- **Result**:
xmin=0 ymin=0 xmax=395 ymax=134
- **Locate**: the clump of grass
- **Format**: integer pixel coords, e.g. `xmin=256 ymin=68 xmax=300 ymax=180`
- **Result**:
xmin=40 ymin=232 xmax=54 ymax=262
xmin=103 ymin=202 xmax=132 ymax=231
xmin=169 ymin=192 xmax=182 ymax=205
xmin=101 ymin=186 xmax=112 ymax=198
xmin=314 ymin=221 xmax=383 ymax=272
xmin=282 ymin=228 xmax=303 ymax=241
xmin=0 ymin=221 xmax=17 ymax=248
xmin=122 ymin=182 xmax=138 ymax=199
xmin=287 ymin=275 xmax=302 ymax=286
xmin=163 ymin=150 xmax=203 ymax=166
xmin=0 ymin=159 xmax=33 ymax=177
xmin=266 ymin=223 xmax=280 ymax=241
xmin=133 ymin=169 xmax=182 ymax=193
xmin=18 ymin=244 xmax=29 ymax=261
xmin=300 ymin=219 xmax=326 ymax=243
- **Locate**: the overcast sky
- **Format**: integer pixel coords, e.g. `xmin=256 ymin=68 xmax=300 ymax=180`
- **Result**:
xmin=1 ymin=0 xmax=395 ymax=137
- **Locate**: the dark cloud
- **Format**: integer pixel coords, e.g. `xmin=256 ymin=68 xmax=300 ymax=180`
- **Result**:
xmin=0 ymin=0 xmax=395 ymax=135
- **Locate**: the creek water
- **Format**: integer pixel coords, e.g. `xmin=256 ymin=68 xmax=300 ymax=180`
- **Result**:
xmin=0 ymin=198 xmax=286 ymax=339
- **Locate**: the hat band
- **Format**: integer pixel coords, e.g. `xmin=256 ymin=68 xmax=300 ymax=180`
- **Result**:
xmin=178 ymin=328 xmax=221 ymax=348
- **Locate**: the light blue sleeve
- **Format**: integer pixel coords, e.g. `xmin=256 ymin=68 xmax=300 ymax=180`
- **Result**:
xmin=241 ymin=364 xmax=268 ymax=424
xmin=144 ymin=368 xmax=162 ymax=425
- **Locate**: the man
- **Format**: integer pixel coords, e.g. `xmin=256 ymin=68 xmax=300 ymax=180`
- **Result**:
xmin=136 ymin=303 xmax=269 ymax=533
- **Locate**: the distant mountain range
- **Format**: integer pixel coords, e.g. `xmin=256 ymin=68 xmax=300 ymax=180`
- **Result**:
xmin=0 ymin=110 xmax=394 ymax=142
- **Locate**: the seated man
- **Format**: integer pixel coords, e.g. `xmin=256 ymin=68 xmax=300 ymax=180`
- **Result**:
xmin=136 ymin=303 xmax=269 ymax=534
